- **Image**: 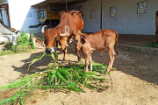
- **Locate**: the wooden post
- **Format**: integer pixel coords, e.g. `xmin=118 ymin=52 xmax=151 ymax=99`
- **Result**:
xmin=48 ymin=3 xmax=51 ymax=28
xmin=100 ymin=0 xmax=102 ymax=30
xmin=66 ymin=0 xmax=68 ymax=11
xmin=6 ymin=5 xmax=11 ymax=27
xmin=0 ymin=9 xmax=3 ymax=21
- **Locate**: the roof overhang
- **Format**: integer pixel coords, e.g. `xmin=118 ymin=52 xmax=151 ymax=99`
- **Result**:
xmin=32 ymin=0 xmax=88 ymax=7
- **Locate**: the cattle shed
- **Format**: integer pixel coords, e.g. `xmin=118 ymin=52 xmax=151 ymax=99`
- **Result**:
xmin=1 ymin=0 xmax=158 ymax=35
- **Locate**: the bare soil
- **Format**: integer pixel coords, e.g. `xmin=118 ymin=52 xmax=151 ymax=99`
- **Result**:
xmin=0 ymin=34 xmax=158 ymax=105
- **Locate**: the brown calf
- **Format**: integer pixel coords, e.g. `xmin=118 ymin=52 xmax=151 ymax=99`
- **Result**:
xmin=72 ymin=29 xmax=118 ymax=73
xmin=31 ymin=36 xmax=45 ymax=49
xmin=155 ymin=10 xmax=158 ymax=42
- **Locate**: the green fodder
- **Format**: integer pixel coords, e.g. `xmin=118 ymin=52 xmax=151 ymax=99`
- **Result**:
xmin=0 ymin=53 xmax=109 ymax=105
xmin=11 ymin=32 xmax=35 ymax=53
xmin=0 ymin=32 xmax=35 ymax=56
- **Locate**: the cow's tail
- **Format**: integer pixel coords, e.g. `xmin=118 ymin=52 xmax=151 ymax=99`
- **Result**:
xmin=79 ymin=5 xmax=84 ymax=17
xmin=41 ymin=25 xmax=47 ymax=35
xmin=115 ymin=31 xmax=119 ymax=55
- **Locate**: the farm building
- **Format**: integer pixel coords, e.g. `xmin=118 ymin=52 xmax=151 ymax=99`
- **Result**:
xmin=0 ymin=0 xmax=158 ymax=35
xmin=1 ymin=0 xmax=158 ymax=105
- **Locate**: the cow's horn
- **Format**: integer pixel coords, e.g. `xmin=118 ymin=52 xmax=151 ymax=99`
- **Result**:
xmin=59 ymin=26 xmax=69 ymax=36
xmin=41 ymin=25 xmax=47 ymax=34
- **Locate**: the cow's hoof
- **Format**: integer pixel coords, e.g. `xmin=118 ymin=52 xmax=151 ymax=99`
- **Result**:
xmin=105 ymin=70 xmax=109 ymax=74
xmin=78 ymin=57 xmax=81 ymax=61
xmin=85 ymin=70 xmax=88 ymax=73
xmin=62 ymin=60 xmax=67 ymax=64
xmin=105 ymin=70 xmax=111 ymax=74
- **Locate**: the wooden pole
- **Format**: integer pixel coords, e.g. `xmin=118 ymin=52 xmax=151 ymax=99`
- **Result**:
xmin=6 ymin=5 xmax=11 ymax=27
xmin=100 ymin=0 xmax=102 ymax=30
xmin=0 ymin=9 xmax=3 ymax=21
xmin=66 ymin=0 xmax=68 ymax=11
xmin=48 ymin=3 xmax=51 ymax=28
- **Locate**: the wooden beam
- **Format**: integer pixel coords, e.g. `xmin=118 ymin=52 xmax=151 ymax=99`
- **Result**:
xmin=66 ymin=0 xmax=68 ymax=11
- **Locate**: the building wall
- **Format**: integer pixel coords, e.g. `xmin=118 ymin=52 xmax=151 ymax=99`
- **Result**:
xmin=69 ymin=0 xmax=158 ymax=35
xmin=8 ymin=0 xmax=65 ymax=33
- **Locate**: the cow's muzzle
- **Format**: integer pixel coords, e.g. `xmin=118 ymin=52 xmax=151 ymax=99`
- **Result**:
xmin=75 ymin=39 xmax=78 ymax=43
xmin=46 ymin=48 xmax=55 ymax=53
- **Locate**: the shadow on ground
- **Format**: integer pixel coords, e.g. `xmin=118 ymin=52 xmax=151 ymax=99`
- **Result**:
xmin=11 ymin=34 xmax=158 ymax=86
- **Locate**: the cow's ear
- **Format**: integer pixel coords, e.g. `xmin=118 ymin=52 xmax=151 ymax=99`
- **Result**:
xmin=81 ymin=35 xmax=86 ymax=44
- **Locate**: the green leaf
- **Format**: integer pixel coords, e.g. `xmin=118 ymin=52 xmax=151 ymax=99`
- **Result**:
xmin=57 ymin=71 xmax=67 ymax=82
xmin=67 ymin=87 xmax=85 ymax=93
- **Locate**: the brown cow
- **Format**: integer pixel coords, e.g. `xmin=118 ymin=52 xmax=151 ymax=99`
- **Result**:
xmin=72 ymin=29 xmax=119 ymax=73
xmin=155 ymin=10 xmax=158 ymax=42
xmin=41 ymin=6 xmax=84 ymax=62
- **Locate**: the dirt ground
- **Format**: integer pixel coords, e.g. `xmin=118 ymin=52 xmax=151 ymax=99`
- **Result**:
xmin=0 ymin=34 xmax=158 ymax=105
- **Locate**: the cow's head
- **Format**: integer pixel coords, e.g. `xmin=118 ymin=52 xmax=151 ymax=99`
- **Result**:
xmin=72 ymin=29 xmax=86 ymax=45
xmin=42 ymin=25 xmax=70 ymax=53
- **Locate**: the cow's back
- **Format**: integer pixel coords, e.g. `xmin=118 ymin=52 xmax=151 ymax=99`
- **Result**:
xmin=84 ymin=29 xmax=117 ymax=52
xmin=67 ymin=10 xmax=84 ymax=31
xmin=57 ymin=10 xmax=84 ymax=35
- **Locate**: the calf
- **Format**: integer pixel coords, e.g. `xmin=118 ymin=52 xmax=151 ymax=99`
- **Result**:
xmin=72 ymin=29 xmax=118 ymax=73
xmin=31 ymin=36 xmax=45 ymax=49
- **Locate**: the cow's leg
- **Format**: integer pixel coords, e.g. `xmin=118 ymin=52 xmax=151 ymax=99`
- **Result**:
xmin=85 ymin=54 xmax=90 ymax=73
xmin=106 ymin=46 xmax=115 ymax=73
xmin=155 ymin=30 xmax=158 ymax=43
xmin=75 ymin=45 xmax=81 ymax=61
xmin=56 ymin=41 xmax=59 ymax=50
xmin=89 ymin=55 xmax=93 ymax=72
xmin=63 ymin=48 xmax=67 ymax=62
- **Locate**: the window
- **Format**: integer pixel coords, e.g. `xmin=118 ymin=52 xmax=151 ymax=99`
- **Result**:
xmin=90 ymin=10 xmax=96 ymax=18
xmin=110 ymin=6 xmax=117 ymax=17
xmin=137 ymin=1 xmax=147 ymax=14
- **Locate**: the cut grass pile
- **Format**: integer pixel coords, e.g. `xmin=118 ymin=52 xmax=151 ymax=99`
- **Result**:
xmin=0 ymin=52 xmax=109 ymax=105
xmin=0 ymin=32 xmax=35 ymax=56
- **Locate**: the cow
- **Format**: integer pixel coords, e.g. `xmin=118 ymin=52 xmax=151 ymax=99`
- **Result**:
xmin=41 ymin=5 xmax=84 ymax=62
xmin=31 ymin=36 xmax=45 ymax=49
xmin=72 ymin=29 xmax=119 ymax=73
xmin=155 ymin=10 xmax=158 ymax=43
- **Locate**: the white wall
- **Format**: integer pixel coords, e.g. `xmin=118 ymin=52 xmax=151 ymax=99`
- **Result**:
xmin=8 ymin=0 xmax=65 ymax=34
xmin=69 ymin=0 xmax=158 ymax=35
xmin=102 ymin=0 xmax=158 ymax=35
